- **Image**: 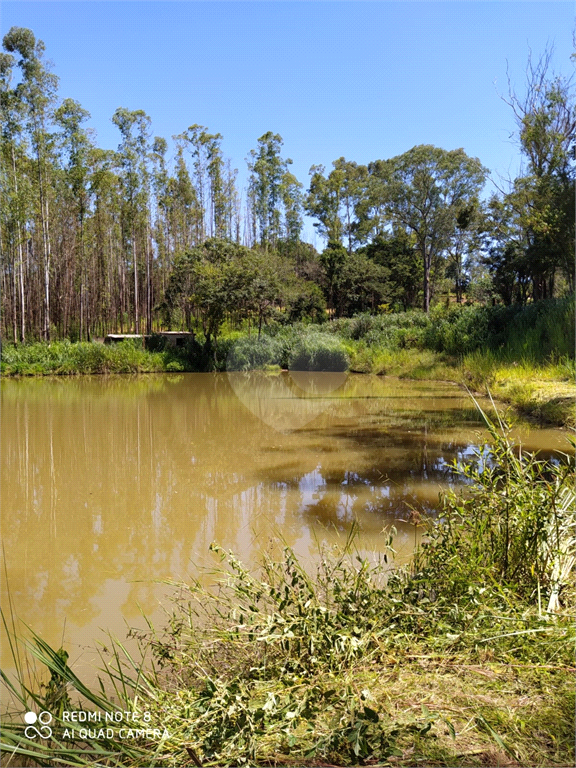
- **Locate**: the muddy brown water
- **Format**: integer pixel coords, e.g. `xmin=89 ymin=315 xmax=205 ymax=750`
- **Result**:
xmin=1 ymin=372 xmax=570 ymax=683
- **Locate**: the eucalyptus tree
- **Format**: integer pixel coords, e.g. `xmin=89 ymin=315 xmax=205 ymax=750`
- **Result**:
xmin=383 ymin=145 xmax=487 ymax=312
xmin=332 ymin=158 xmax=367 ymax=253
xmin=247 ymin=132 xmax=301 ymax=249
xmin=3 ymin=26 xmax=59 ymax=339
xmin=54 ymin=98 xmax=94 ymax=338
xmin=173 ymin=125 xmax=237 ymax=241
xmin=305 ymin=158 xmax=367 ymax=252
xmin=0 ymin=49 xmax=29 ymax=341
xmin=281 ymin=169 xmax=303 ymax=243
xmin=356 ymin=160 xmax=393 ymax=242
xmin=150 ymin=136 xmax=171 ymax=295
xmin=224 ymin=159 xmax=241 ymax=243
xmin=171 ymin=145 xmax=201 ymax=251
xmin=204 ymin=130 xmax=228 ymax=238
xmin=112 ymin=107 xmax=152 ymax=333
xmin=88 ymin=148 xmax=124 ymax=332
xmin=174 ymin=125 xmax=208 ymax=242
xmin=306 ymin=164 xmax=343 ymax=245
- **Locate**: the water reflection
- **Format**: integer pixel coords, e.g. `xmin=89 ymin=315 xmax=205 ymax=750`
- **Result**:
xmin=1 ymin=372 xmax=570 ymax=670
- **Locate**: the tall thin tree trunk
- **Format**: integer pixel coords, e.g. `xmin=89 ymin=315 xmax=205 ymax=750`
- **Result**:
xmin=132 ymin=234 xmax=139 ymax=334
xmin=422 ymin=242 xmax=430 ymax=313
xmin=11 ymin=147 xmax=27 ymax=342
xmin=146 ymin=223 xmax=152 ymax=334
xmin=36 ymin=147 xmax=52 ymax=340
xmin=18 ymin=237 xmax=26 ymax=342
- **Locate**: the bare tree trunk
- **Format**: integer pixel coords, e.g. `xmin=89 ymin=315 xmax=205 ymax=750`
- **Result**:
xmin=18 ymin=239 xmax=25 ymax=342
xmin=146 ymin=222 xmax=152 ymax=334
xmin=37 ymin=152 xmax=52 ymax=340
xmin=132 ymin=235 xmax=139 ymax=334
xmin=421 ymin=241 xmax=430 ymax=314
xmin=11 ymin=147 xmax=26 ymax=342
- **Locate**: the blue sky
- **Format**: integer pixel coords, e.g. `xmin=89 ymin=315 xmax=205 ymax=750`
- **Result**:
xmin=2 ymin=1 xmax=574 ymax=243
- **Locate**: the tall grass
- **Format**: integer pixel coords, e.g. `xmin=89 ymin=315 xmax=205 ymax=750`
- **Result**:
xmin=412 ymin=400 xmax=575 ymax=606
xmin=225 ymin=330 xmax=349 ymax=372
xmin=0 ymin=340 xmax=169 ymax=376
xmin=1 ymin=406 xmax=574 ymax=767
xmin=321 ymin=297 xmax=575 ymax=363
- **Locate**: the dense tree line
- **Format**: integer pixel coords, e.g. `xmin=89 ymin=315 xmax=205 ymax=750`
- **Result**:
xmin=1 ymin=27 xmax=574 ymax=343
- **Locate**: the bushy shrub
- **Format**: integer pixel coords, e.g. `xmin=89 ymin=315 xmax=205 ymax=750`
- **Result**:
xmin=412 ymin=410 xmax=575 ymax=607
xmin=225 ymin=335 xmax=283 ymax=370
xmin=423 ymin=305 xmax=491 ymax=355
xmin=424 ymin=297 xmax=575 ymax=361
xmin=288 ymin=332 xmax=349 ymax=372
xmin=501 ymin=297 xmax=575 ymax=362
xmin=327 ymin=311 xmax=430 ymax=349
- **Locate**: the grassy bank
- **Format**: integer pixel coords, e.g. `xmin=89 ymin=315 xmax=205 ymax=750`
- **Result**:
xmin=2 ymin=298 xmax=574 ymax=426
xmin=0 ymin=339 xmax=175 ymax=376
xmin=342 ymin=346 xmax=575 ymax=428
xmin=2 ymin=415 xmax=574 ymax=767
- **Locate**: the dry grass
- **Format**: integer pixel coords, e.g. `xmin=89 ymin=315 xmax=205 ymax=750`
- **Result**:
xmin=490 ymin=375 xmax=575 ymax=428
xmin=374 ymin=659 xmax=575 ymax=767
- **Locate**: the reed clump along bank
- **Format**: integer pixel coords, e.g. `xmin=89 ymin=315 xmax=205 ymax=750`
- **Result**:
xmin=0 ymin=339 xmax=170 ymax=376
xmin=1 ymin=412 xmax=574 ymax=767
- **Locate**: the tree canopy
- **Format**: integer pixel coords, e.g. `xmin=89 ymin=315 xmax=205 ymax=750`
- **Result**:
xmin=0 ymin=27 xmax=573 ymax=344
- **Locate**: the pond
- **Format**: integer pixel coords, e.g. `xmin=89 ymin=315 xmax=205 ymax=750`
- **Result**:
xmin=1 ymin=371 xmax=570 ymax=680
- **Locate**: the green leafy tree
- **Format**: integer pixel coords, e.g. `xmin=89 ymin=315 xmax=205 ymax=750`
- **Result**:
xmin=445 ymin=201 xmax=487 ymax=304
xmin=499 ymin=50 xmax=575 ymax=297
xmin=363 ymin=230 xmax=423 ymax=310
xmin=166 ymin=240 xmax=284 ymax=349
xmin=320 ymin=240 xmax=348 ymax=313
xmin=383 ymin=145 xmax=487 ymax=312
xmin=484 ymin=194 xmax=531 ymax=305
xmin=336 ymin=252 xmax=387 ymax=316
xmin=285 ymin=280 xmax=326 ymax=323
xmin=241 ymin=250 xmax=287 ymax=336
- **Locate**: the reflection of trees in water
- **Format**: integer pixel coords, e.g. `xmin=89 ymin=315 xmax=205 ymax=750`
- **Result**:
xmin=1 ymin=373 xmax=566 ymax=643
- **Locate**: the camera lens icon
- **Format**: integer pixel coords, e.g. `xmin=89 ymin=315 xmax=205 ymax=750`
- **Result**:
xmin=24 ymin=711 xmax=53 ymax=739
